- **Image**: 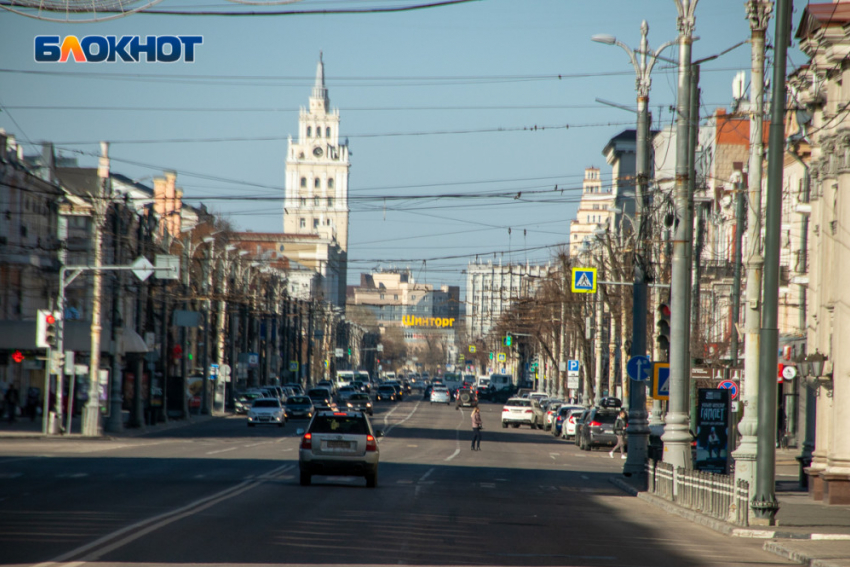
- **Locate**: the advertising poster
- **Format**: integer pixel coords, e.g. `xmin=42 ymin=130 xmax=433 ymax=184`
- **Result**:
xmin=695 ymin=388 xmax=731 ymax=474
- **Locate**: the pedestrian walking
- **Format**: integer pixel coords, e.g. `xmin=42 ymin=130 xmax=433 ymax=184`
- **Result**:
xmin=5 ymin=383 xmax=19 ymax=423
xmin=610 ymin=409 xmax=627 ymax=459
xmin=471 ymin=406 xmax=483 ymax=451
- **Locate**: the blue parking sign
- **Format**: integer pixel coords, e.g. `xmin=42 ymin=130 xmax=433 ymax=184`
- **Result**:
xmin=568 ymin=360 xmax=579 ymax=372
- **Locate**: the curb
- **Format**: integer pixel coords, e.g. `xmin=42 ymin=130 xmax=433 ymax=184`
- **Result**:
xmin=608 ymin=477 xmax=850 ymax=541
xmin=763 ymin=541 xmax=850 ymax=567
xmin=0 ymin=414 xmax=227 ymax=441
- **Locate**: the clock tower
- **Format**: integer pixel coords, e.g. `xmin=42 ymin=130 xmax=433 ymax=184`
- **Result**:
xmin=283 ymin=53 xmax=350 ymax=253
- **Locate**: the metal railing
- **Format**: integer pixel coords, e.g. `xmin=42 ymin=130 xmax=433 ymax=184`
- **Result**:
xmin=646 ymin=460 xmax=749 ymax=526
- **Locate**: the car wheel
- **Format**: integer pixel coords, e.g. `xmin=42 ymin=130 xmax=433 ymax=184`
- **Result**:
xmin=300 ymin=471 xmax=311 ymax=486
xmin=366 ymin=471 xmax=378 ymax=488
xmin=502 ymin=422 xmax=508 ymax=428
xmin=512 ymin=423 xmax=520 ymax=429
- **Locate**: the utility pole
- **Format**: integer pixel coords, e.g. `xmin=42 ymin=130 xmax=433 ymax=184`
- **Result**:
xmin=662 ymin=0 xmax=699 ymax=469
xmin=753 ymin=0 xmax=790 ymax=526
xmin=730 ymin=173 xmax=746 ymax=363
xmin=82 ymin=142 xmax=110 ymax=437
xmin=733 ymin=0 xmax=772 ymax=524
xmin=104 ymin=201 xmax=125 ymax=433
xmin=594 ymin=285 xmax=604 ymax=405
xmin=594 ymin=21 xmax=675 ymax=478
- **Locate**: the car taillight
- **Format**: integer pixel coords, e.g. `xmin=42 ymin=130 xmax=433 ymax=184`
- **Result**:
xmin=366 ymin=435 xmax=377 ymax=452
xmin=300 ymin=433 xmax=312 ymax=449
xmin=556 ymin=416 xmax=563 ymax=422
xmin=568 ymin=416 xmax=575 ymax=423
xmin=589 ymin=421 xmax=602 ymax=427
xmin=502 ymin=408 xmax=510 ymax=412
xmin=525 ymin=409 xmax=533 ymax=414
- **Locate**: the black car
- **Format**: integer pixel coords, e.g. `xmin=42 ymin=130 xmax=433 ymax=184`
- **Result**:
xmin=573 ymin=408 xmax=592 ymax=447
xmin=376 ymin=385 xmax=397 ymax=402
xmin=577 ymin=407 xmax=622 ymax=451
xmin=345 ymin=392 xmax=374 ymax=416
xmin=307 ymin=388 xmax=335 ymax=411
xmin=456 ymin=387 xmax=478 ymax=408
xmin=284 ymin=395 xmax=315 ymax=420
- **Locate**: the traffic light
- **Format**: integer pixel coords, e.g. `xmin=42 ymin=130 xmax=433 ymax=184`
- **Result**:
xmin=656 ymin=303 xmax=671 ymax=360
xmin=489 ymin=352 xmax=494 ymax=360
xmin=347 ymin=347 xmax=352 ymax=356
xmin=36 ymin=309 xmax=60 ymax=349
xmin=503 ymin=333 xmax=512 ymax=347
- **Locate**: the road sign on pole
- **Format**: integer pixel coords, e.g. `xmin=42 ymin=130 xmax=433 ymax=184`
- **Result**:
xmin=567 ymin=359 xmax=580 ymax=389
xmin=718 ymin=380 xmax=738 ymax=400
xmin=652 ymin=363 xmax=670 ymax=400
xmin=627 ymin=355 xmax=652 ymax=381
xmin=497 ymin=353 xmax=506 ymax=363
xmin=571 ymin=267 xmax=597 ymax=293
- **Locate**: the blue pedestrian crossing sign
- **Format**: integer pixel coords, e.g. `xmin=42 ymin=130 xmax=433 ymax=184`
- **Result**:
xmin=571 ymin=267 xmax=597 ymax=293
xmin=652 ymin=362 xmax=670 ymax=400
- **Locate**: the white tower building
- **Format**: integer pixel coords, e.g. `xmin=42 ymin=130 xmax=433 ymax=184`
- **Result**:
xmin=283 ymin=53 xmax=351 ymax=253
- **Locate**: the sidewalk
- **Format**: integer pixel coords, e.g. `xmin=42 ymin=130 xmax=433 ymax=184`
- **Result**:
xmin=610 ymin=449 xmax=850 ymax=567
xmin=0 ymin=411 xmax=223 ymax=439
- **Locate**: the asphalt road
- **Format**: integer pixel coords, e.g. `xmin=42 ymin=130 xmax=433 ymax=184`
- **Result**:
xmin=0 ymin=397 xmax=793 ymax=567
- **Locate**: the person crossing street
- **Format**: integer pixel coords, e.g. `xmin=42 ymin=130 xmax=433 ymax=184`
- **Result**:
xmin=471 ymin=406 xmax=483 ymax=451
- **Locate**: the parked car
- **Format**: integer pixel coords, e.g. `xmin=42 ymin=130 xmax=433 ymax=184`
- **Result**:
xmin=543 ymin=399 xmax=565 ymax=430
xmin=298 ymin=410 xmax=382 ymax=487
xmin=552 ymin=405 xmax=582 ymax=437
xmin=501 ymin=397 xmax=535 ymax=428
xmin=529 ymin=399 xmax=547 ymax=429
xmin=577 ymin=406 xmax=622 ymax=451
xmin=307 ymin=388 xmax=335 ymax=411
xmin=561 ymin=408 xmax=586 ymax=440
xmin=376 ymin=385 xmax=398 ymax=402
xmin=284 ymin=395 xmax=314 ymax=420
xmin=430 ymin=385 xmax=451 ymax=405
xmin=574 ymin=408 xmax=593 ymax=447
xmin=247 ymin=398 xmax=285 ymax=427
xmin=345 ymin=392 xmax=374 ymax=416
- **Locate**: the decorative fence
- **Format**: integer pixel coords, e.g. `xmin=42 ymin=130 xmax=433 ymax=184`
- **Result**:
xmin=646 ymin=460 xmax=750 ymax=526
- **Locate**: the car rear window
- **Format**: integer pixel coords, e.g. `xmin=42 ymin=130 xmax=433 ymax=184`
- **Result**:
xmin=350 ymin=393 xmax=369 ymax=401
xmin=310 ymin=415 xmax=369 ymax=435
xmin=287 ymin=396 xmax=310 ymax=404
xmin=595 ymin=412 xmax=618 ymax=424
xmin=506 ymin=399 xmax=531 ymax=407
xmin=253 ymin=399 xmax=280 ymax=408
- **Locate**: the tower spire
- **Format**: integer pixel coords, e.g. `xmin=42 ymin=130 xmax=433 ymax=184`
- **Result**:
xmin=312 ymin=51 xmax=329 ymax=106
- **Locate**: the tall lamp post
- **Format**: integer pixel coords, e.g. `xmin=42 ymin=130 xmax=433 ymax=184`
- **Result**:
xmin=593 ymin=21 xmax=675 ymax=480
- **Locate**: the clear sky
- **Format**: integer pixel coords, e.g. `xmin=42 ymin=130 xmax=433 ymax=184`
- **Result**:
xmin=0 ymin=0 xmax=803 ymax=296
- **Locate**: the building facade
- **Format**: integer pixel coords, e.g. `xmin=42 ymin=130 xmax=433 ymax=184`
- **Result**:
xmin=466 ymin=260 xmax=549 ymax=339
xmin=569 ymin=167 xmax=616 ymax=257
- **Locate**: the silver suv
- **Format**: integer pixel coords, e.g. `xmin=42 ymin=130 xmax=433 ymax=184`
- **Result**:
xmin=298 ymin=410 xmax=382 ymax=488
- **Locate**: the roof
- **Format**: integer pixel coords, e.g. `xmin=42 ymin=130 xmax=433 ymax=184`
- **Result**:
xmin=796 ymin=3 xmax=850 ymax=39
xmin=55 ymin=167 xmax=100 ymax=199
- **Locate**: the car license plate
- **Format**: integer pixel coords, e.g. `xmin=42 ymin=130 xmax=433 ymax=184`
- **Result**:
xmin=326 ymin=440 xmax=352 ymax=450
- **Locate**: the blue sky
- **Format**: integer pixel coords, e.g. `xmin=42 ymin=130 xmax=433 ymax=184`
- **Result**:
xmin=0 ymin=0 xmax=803 ymax=294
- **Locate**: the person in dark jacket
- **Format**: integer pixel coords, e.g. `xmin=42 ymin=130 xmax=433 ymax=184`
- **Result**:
xmin=471 ymin=406 xmax=483 ymax=451
xmin=610 ymin=410 xmax=627 ymax=459
xmin=5 ymin=384 xmax=19 ymax=423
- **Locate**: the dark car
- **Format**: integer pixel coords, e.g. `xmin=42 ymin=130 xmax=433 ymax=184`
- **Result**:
xmin=285 ymin=395 xmax=315 ymax=420
xmin=376 ymin=385 xmax=397 ymax=402
xmin=573 ymin=408 xmax=592 ymax=447
xmin=577 ymin=407 xmax=622 ymax=451
xmin=345 ymin=392 xmax=374 ymax=416
xmin=307 ymin=388 xmax=335 ymax=411
xmin=455 ymin=387 xmax=478 ymax=408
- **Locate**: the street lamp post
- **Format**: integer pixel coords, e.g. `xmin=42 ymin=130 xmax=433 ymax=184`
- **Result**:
xmin=593 ymin=21 xmax=676 ymax=480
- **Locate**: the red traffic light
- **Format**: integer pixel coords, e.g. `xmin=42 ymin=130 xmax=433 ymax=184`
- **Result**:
xmin=45 ymin=313 xmax=56 ymax=325
xmin=12 ymin=350 xmax=24 ymax=364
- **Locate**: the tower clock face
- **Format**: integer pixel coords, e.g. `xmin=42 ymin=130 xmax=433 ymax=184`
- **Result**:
xmin=313 ymin=147 xmax=323 ymax=157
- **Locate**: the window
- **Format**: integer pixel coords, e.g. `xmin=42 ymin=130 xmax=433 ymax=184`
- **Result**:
xmin=327 ymin=197 xmax=334 ymax=207
xmin=394 ymin=295 xmax=398 ymax=300
xmin=314 ymin=178 xmax=321 ymax=189
xmin=299 ymin=218 xmax=306 ymax=228
xmin=314 ymin=219 xmax=320 ymax=228
xmin=314 ymin=197 xmax=320 ymax=206
xmin=326 ymin=127 xmax=331 ymax=138
xmin=380 ymin=294 xmax=385 ymax=300
xmin=328 ymin=178 xmax=334 ymax=189
xmin=411 ymin=295 xmax=416 ymax=300
xmin=306 ymin=127 xmax=312 ymax=137
xmin=300 ymin=177 xmax=307 ymax=188
xmin=300 ymin=198 xmax=306 ymax=207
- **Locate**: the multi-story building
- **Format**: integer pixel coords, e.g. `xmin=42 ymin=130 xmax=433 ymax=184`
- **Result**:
xmin=347 ymin=270 xmax=459 ymax=351
xmin=568 ymin=167 xmax=616 ymax=257
xmin=465 ymin=260 xmax=549 ymax=339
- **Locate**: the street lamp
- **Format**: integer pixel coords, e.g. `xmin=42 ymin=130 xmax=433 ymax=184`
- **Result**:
xmin=593 ymin=20 xmax=675 ymax=480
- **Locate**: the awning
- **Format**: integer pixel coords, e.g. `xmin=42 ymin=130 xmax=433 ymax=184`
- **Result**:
xmin=0 ymin=320 xmax=150 ymax=353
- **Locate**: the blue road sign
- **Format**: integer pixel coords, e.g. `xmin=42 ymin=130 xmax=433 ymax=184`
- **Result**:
xmin=627 ymin=355 xmax=652 ymax=381
xmin=571 ymin=267 xmax=597 ymax=293
xmin=567 ymin=359 xmax=579 ymax=373
xmin=652 ymin=363 xmax=670 ymax=400
xmin=718 ymin=380 xmax=738 ymax=400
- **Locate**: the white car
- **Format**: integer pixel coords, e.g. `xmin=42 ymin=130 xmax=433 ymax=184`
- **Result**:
xmin=247 ymin=398 xmax=286 ymax=427
xmin=562 ymin=408 xmax=585 ymax=439
xmin=501 ymin=397 xmax=535 ymax=428
xmin=430 ymin=386 xmax=451 ymax=404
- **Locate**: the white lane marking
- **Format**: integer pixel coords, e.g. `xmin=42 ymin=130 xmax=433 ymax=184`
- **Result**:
xmin=33 ymin=463 xmax=294 ymax=567
xmin=445 ymin=406 xmax=466 ymax=462
xmin=419 ymin=467 xmax=435 ymax=483
xmin=205 ymin=446 xmax=238 ymax=455
xmin=244 ymin=441 xmax=275 ymax=448
xmin=581 ymin=475 xmax=590 ymax=480
xmin=481 ymin=482 xmax=496 ymax=488
xmin=445 ymin=448 xmax=460 ymax=461
xmin=379 ymin=401 xmax=422 ymax=440
xmin=55 ymin=473 xmax=88 ymax=478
